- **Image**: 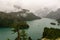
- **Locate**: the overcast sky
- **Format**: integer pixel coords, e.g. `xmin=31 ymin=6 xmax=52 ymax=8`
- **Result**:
xmin=0 ymin=0 xmax=60 ymax=12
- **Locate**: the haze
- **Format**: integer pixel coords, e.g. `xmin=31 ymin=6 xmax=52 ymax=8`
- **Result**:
xmin=0 ymin=0 xmax=60 ymax=12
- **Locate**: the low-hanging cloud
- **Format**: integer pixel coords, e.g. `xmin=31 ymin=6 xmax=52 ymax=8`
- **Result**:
xmin=0 ymin=0 xmax=60 ymax=12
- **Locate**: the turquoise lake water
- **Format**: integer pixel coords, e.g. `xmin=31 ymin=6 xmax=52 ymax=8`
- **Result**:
xmin=0 ymin=18 xmax=60 ymax=40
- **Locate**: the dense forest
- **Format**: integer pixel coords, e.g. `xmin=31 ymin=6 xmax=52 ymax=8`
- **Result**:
xmin=42 ymin=27 xmax=60 ymax=39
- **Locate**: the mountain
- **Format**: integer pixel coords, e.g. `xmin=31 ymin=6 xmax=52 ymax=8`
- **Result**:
xmin=20 ymin=13 xmax=41 ymax=21
xmin=0 ymin=11 xmax=41 ymax=21
xmin=35 ymin=8 xmax=51 ymax=18
xmin=46 ymin=8 xmax=60 ymax=19
xmin=0 ymin=11 xmax=41 ymax=27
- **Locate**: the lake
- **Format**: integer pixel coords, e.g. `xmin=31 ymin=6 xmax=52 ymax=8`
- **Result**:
xmin=0 ymin=18 xmax=60 ymax=40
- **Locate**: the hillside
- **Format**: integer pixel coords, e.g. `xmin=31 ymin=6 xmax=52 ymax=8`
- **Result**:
xmin=0 ymin=11 xmax=41 ymax=27
xmin=0 ymin=11 xmax=41 ymax=21
xmin=46 ymin=8 xmax=60 ymax=19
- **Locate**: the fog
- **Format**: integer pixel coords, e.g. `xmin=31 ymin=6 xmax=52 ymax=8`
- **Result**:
xmin=0 ymin=0 xmax=60 ymax=11
xmin=0 ymin=0 xmax=60 ymax=17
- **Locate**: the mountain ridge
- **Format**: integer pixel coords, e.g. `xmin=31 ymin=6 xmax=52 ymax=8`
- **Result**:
xmin=46 ymin=8 xmax=60 ymax=19
xmin=0 ymin=10 xmax=41 ymax=21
